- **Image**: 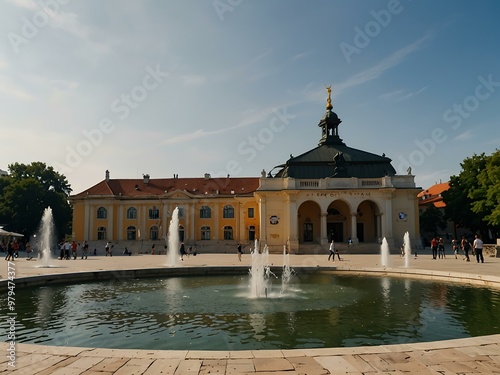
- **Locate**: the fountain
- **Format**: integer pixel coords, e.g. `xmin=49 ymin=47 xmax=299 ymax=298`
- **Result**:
xmin=404 ymin=231 xmax=412 ymax=268
xmin=37 ymin=207 xmax=55 ymax=268
xmin=280 ymin=244 xmax=292 ymax=295
xmin=166 ymin=207 xmax=180 ymax=267
xmin=380 ymin=237 xmax=390 ymax=268
xmin=249 ymin=240 xmax=281 ymax=298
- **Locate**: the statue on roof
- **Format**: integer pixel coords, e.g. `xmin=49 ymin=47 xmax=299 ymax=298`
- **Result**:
xmin=332 ymin=151 xmax=347 ymax=177
xmin=324 ymin=84 xmax=333 ymax=110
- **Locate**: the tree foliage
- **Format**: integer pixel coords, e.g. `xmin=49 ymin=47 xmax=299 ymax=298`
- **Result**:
xmin=442 ymin=150 xmax=500 ymax=240
xmin=419 ymin=204 xmax=447 ymax=236
xmin=0 ymin=162 xmax=72 ymax=239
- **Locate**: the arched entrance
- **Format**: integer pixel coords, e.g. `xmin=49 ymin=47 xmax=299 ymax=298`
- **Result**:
xmin=298 ymin=200 xmax=321 ymax=243
xmin=326 ymin=200 xmax=350 ymax=242
xmin=355 ymin=200 xmax=380 ymax=242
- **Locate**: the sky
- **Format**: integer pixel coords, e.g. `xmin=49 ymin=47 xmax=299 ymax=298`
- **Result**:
xmin=1 ymin=0 xmax=499 ymax=195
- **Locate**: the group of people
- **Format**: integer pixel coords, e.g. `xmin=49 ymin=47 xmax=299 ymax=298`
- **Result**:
xmin=2 ymin=239 xmax=26 ymax=260
xmin=431 ymin=235 xmax=484 ymax=263
xmin=59 ymin=240 xmax=90 ymax=260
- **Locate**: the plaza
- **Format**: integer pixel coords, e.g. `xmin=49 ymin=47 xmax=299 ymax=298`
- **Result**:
xmin=2 ymin=251 xmax=500 ymax=374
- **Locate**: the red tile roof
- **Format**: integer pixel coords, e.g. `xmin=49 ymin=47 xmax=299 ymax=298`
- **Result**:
xmin=71 ymin=177 xmax=260 ymax=198
xmin=418 ymin=182 xmax=449 ymax=208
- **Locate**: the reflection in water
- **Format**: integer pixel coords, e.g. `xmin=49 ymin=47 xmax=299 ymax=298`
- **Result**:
xmin=381 ymin=277 xmax=391 ymax=303
xmin=2 ymin=274 xmax=500 ymax=351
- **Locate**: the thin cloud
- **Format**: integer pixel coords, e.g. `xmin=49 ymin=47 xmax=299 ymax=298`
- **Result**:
xmin=304 ymin=34 xmax=431 ymax=104
xmin=292 ymin=51 xmax=312 ymax=60
xmin=336 ymin=34 xmax=431 ymax=95
xmin=379 ymin=86 xmax=428 ymax=101
xmin=455 ymin=130 xmax=474 ymax=141
xmin=161 ymin=104 xmax=295 ymax=145
xmin=0 ymin=77 xmax=33 ymax=101
xmin=216 ymin=48 xmax=273 ymax=82
xmin=182 ymin=75 xmax=206 ymax=86
xmin=6 ymin=0 xmax=37 ymax=10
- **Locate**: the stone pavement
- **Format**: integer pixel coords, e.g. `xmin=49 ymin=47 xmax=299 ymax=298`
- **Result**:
xmin=2 ymin=250 xmax=500 ymax=374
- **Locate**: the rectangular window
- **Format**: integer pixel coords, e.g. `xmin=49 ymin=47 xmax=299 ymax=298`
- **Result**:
xmin=247 ymin=207 xmax=254 ymax=218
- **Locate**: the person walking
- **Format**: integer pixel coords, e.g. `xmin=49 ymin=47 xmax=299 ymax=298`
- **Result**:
xmin=5 ymin=240 xmax=15 ymax=261
xmin=105 ymin=242 xmax=111 ymax=256
xmin=81 ymin=241 xmax=88 ymax=259
xmin=237 ymin=243 xmax=242 ymax=261
xmin=63 ymin=240 xmax=71 ymax=260
xmin=461 ymin=236 xmax=471 ymax=262
xmin=71 ymin=240 xmax=78 ymax=260
xmin=452 ymin=239 xmax=459 ymax=259
xmin=473 ymin=234 xmax=484 ymax=263
xmin=431 ymin=237 xmax=438 ymax=259
xmin=438 ymin=237 xmax=446 ymax=259
xmin=328 ymin=240 xmax=335 ymax=262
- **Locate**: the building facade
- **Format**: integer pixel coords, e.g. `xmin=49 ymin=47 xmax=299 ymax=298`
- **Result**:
xmin=70 ymin=89 xmax=421 ymax=253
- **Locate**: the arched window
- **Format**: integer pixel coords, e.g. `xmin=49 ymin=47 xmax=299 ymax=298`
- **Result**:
xmin=97 ymin=207 xmax=107 ymax=219
xmin=223 ymin=226 xmax=233 ymax=240
xmin=127 ymin=226 xmax=136 ymax=240
xmin=223 ymin=205 xmax=234 ymax=218
xmin=127 ymin=207 xmax=137 ymax=219
xmin=150 ymin=226 xmax=159 ymax=240
xmin=149 ymin=206 xmax=159 ymax=219
xmin=201 ymin=226 xmax=211 ymax=240
xmin=97 ymin=226 xmax=106 ymax=240
xmin=200 ymin=206 xmax=211 ymax=218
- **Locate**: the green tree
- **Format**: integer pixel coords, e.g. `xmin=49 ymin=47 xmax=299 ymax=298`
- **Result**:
xmin=442 ymin=152 xmax=499 ymax=240
xmin=0 ymin=162 xmax=72 ymax=239
xmin=472 ymin=150 xmax=500 ymax=236
xmin=419 ymin=204 xmax=446 ymax=236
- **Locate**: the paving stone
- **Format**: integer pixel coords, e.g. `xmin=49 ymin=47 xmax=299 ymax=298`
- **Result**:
xmin=10 ymin=354 xmax=70 ymax=375
xmin=113 ymin=359 xmax=155 ymax=375
xmin=88 ymin=357 xmax=129 ymax=372
xmin=357 ymin=354 xmax=393 ymax=372
xmin=342 ymin=354 xmax=376 ymax=372
xmin=174 ymin=359 xmax=202 ymax=375
xmin=35 ymin=356 xmax=81 ymax=375
xmin=142 ymin=359 xmax=181 ymax=375
xmin=288 ymin=356 xmax=329 ymax=374
xmin=226 ymin=359 xmax=255 ymax=374
xmin=186 ymin=351 xmax=230 ymax=359
xmin=228 ymin=351 xmax=254 ymax=359
xmin=253 ymin=358 xmax=294 ymax=372
xmin=313 ymin=356 xmax=360 ymax=373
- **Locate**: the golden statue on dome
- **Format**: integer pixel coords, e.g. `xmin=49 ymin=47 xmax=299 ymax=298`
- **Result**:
xmin=324 ymin=84 xmax=333 ymax=110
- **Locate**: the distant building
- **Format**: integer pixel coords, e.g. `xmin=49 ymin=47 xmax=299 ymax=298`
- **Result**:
xmin=70 ymin=88 xmax=421 ymax=253
xmin=0 ymin=169 xmax=8 ymax=176
xmin=418 ymin=181 xmax=466 ymax=241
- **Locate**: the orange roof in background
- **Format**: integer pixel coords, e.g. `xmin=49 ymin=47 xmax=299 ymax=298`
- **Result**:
xmin=418 ymin=181 xmax=450 ymax=208
xmin=71 ymin=177 xmax=260 ymax=198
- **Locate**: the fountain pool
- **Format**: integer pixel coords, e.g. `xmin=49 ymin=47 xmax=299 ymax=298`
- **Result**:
xmin=3 ymin=273 xmax=500 ymax=351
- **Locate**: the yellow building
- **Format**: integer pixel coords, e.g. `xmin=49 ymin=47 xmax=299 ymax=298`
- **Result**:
xmin=70 ymin=89 xmax=421 ymax=253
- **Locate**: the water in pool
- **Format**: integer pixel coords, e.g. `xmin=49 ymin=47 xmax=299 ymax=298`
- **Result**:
xmin=3 ymin=273 xmax=500 ymax=350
